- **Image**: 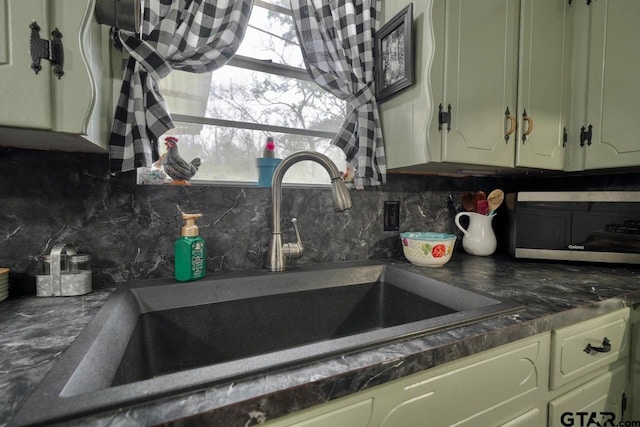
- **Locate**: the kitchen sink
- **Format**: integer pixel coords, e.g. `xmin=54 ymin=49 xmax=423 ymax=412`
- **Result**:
xmin=12 ymin=261 xmax=522 ymax=426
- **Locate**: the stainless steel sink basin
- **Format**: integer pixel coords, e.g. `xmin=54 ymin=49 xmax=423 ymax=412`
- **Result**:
xmin=12 ymin=261 xmax=522 ymax=426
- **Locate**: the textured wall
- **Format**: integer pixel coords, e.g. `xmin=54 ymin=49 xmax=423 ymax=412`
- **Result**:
xmin=0 ymin=148 xmax=501 ymax=291
xmin=2 ymin=147 xmax=639 ymax=293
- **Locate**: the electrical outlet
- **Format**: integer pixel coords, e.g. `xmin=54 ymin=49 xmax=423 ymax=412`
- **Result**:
xmin=384 ymin=201 xmax=400 ymax=231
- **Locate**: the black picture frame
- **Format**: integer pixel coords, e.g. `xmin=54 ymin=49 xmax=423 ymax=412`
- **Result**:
xmin=375 ymin=3 xmax=414 ymax=103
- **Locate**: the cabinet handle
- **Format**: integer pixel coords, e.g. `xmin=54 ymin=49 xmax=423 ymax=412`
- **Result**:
xmin=583 ymin=337 xmax=611 ymax=355
xmin=29 ymin=22 xmax=64 ymax=79
xmin=521 ymin=109 xmax=533 ymax=143
xmin=504 ymin=108 xmax=516 ymax=141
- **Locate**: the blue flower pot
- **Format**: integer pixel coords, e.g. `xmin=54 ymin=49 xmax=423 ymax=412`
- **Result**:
xmin=256 ymin=157 xmax=282 ymax=187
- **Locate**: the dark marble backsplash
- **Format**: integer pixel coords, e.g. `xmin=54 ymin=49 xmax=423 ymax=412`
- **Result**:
xmin=1 ymin=147 xmax=639 ymax=293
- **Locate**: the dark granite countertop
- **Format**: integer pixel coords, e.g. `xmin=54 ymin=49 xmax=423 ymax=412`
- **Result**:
xmin=2 ymin=254 xmax=640 ymax=426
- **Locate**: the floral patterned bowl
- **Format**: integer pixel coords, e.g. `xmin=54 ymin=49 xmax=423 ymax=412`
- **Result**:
xmin=400 ymin=232 xmax=457 ymax=267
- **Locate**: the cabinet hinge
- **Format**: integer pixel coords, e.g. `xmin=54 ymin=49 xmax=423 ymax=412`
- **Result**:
xmin=563 ymin=127 xmax=568 ymax=147
xmin=438 ymin=104 xmax=452 ymax=132
xmin=568 ymin=1 xmax=591 ymax=6
xmin=29 ymin=22 xmax=64 ymax=79
xmin=580 ymin=124 xmax=593 ymax=147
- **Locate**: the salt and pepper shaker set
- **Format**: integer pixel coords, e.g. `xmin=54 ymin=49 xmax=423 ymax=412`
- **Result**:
xmin=36 ymin=243 xmax=92 ymax=297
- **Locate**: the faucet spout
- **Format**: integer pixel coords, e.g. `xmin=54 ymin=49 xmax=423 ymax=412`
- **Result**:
xmin=268 ymin=151 xmax=353 ymax=272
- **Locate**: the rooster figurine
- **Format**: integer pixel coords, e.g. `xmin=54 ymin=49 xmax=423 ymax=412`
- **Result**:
xmin=162 ymin=136 xmax=201 ymax=185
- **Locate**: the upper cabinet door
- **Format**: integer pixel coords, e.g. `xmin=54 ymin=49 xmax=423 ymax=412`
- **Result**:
xmin=0 ymin=0 xmax=111 ymax=153
xmin=0 ymin=0 xmax=53 ymax=130
xmin=441 ymin=0 xmax=519 ymax=168
xmin=49 ymin=0 xmax=99 ymax=137
xmin=582 ymin=0 xmax=640 ymax=170
xmin=515 ymin=0 xmax=571 ymax=170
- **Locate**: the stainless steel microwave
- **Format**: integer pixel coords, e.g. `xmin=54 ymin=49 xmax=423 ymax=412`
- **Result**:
xmin=508 ymin=191 xmax=640 ymax=264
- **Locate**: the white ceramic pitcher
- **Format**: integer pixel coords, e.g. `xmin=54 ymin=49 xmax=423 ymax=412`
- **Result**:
xmin=454 ymin=212 xmax=497 ymax=256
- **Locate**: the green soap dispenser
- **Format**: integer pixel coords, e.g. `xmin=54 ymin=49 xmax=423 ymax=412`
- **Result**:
xmin=175 ymin=213 xmax=206 ymax=282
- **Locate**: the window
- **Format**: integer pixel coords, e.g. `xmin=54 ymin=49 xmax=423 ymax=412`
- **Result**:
xmin=142 ymin=0 xmax=347 ymax=186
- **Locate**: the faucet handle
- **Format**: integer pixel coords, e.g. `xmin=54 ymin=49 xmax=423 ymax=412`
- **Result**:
xmin=282 ymin=218 xmax=304 ymax=260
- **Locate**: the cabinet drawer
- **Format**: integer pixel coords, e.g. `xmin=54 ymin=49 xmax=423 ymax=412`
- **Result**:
xmin=550 ymin=308 xmax=630 ymax=389
xmin=548 ymin=364 xmax=627 ymax=427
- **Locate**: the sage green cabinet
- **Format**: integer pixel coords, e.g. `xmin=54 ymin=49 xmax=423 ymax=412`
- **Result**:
xmin=265 ymin=308 xmax=632 ymax=427
xmin=381 ymin=0 xmax=571 ymax=173
xmin=379 ymin=0 xmax=437 ymax=173
xmin=375 ymin=333 xmax=549 ymax=426
xmin=265 ymin=333 xmax=550 ymax=427
xmin=381 ymin=0 xmax=521 ymax=171
xmin=514 ymin=0 xmax=572 ymax=170
xmin=382 ymin=0 xmax=640 ymax=174
xmin=441 ymin=0 xmax=572 ymax=171
xmin=0 ymin=0 xmax=112 ymax=153
xmin=548 ymin=366 xmax=628 ymax=427
xmin=550 ymin=308 xmax=630 ymax=390
xmin=437 ymin=0 xmax=519 ymax=169
xmin=0 ymin=0 xmax=52 ymax=130
xmin=501 ymin=408 xmax=542 ymax=427
xmin=568 ymin=0 xmax=640 ymax=171
xmin=284 ymin=400 xmax=374 ymax=427
xmin=547 ymin=308 xmax=631 ymax=426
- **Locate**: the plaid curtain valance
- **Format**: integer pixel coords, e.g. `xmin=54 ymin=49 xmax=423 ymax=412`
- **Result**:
xmin=109 ymin=0 xmax=254 ymax=173
xmin=291 ymin=0 xmax=386 ymax=188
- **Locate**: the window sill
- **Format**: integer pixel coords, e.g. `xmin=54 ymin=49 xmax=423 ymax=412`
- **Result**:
xmin=138 ymin=178 xmax=337 ymax=190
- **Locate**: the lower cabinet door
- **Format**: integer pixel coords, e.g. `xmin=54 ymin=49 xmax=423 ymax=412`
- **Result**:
xmin=548 ymin=364 xmax=627 ymax=427
xmin=379 ymin=334 xmax=549 ymax=426
xmin=501 ymin=408 xmax=544 ymax=427
xmin=265 ymin=399 xmax=373 ymax=427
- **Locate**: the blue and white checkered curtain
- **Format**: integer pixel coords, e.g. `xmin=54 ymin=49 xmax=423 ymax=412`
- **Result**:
xmin=291 ymin=0 xmax=386 ymax=188
xmin=109 ymin=0 xmax=254 ymax=173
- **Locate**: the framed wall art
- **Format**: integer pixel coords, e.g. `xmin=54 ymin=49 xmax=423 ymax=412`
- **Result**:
xmin=375 ymin=3 xmax=414 ymax=103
